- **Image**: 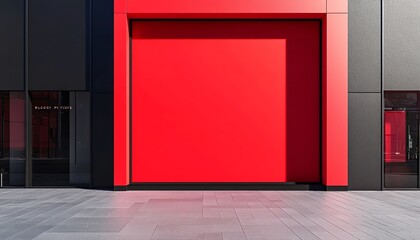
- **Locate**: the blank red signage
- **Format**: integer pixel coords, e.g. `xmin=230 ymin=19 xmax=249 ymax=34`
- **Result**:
xmin=131 ymin=21 xmax=320 ymax=183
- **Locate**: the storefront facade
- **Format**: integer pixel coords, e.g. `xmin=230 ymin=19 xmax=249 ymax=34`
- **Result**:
xmin=0 ymin=0 xmax=419 ymax=190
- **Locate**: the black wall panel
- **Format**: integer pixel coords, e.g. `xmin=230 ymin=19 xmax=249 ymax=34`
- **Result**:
xmin=28 ymin=0 xmax=89 ymax=90
xmin=349 ymin=0 xmax=381 ymax=93
xmin=349 ymin=93 xmax=382 ymax=190
xmin=69 ymin=92 xmax=91 ymax=186
xmin=91 ymin=93 xmax=113 ymax=188
xmin=0 ymin=0 xmax=24 ymax=90
xmin=92 ymin=0 xmax=114 ymax=93
xmin=384 ymin=0 xmax=420 ymax=90
xmin=90 ymin=0 xmax=114 ymax=188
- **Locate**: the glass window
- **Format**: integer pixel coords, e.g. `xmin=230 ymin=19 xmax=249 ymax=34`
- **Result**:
xmin=384 ymin=91 xmax=420 ymax=188
xmin=30 ymin=92 xmax=71 ymax=186
xmin=1 ymin=91 xmax=90 ymax=187
xmin=29 ymin=91 xmax=91 ymax=187
xmin=0 ymin=92 xmax=26 ymax=186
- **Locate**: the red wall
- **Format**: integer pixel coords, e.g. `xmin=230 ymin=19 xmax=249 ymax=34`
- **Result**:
xmin=114 ymin=0 xmax=348 ymax=188
xmin=131 ymin=21 xmax=320 ymax=183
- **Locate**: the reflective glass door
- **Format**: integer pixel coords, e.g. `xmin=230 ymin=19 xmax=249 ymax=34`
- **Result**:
xmin=30 ymin=92 xmax=70 ymax=186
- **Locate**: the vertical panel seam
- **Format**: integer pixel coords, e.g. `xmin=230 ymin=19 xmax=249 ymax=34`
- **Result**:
xmin=381 ymin=0 xmax=385 ymax=190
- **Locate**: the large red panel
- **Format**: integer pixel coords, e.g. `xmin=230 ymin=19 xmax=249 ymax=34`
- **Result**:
xmin=114 ymin=13 xmax=129 ymax=186
xmin=131 ymin=21 xmax=320 ymax=183
xmin=322 ymin=14 xmax=348 ymax=186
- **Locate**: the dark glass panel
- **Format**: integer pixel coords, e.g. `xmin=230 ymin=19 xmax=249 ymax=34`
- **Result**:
xmin=30 ymin=92 xmax=70 ymax=186
xmin=384 ymin=92 xmax=420 ymax=188
xmin=0 ymin=92 xmax=26 ymax=186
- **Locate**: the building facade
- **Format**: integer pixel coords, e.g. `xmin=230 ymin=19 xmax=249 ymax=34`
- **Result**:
xmin=0 ymin=0 xmax=419 ymax=190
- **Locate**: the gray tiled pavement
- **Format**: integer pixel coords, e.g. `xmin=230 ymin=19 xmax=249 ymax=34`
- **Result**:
xmin=0 ymin=189 xmax=420 ymax=239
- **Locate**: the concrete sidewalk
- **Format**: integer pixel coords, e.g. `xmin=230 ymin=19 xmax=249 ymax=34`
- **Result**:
xmin=0 ymin=189 xmax=419 ymax=239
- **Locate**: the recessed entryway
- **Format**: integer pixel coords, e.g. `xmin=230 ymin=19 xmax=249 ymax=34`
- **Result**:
xmin=130 ymin=20 xmax=321 ymax=183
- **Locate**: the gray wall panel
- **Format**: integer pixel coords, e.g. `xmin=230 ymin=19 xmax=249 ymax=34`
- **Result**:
xmin=384 ymin=0 xmax=420 ymax=90
xmin=349 ymin=93 xmax=382 ymax=190
xmin=349 ymin=0 xmax=381 ymax=93
xmin=28 ymin=0 xmax=88 ymax=90
xmin=0 ymin=0 xmax=24 ymax=90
